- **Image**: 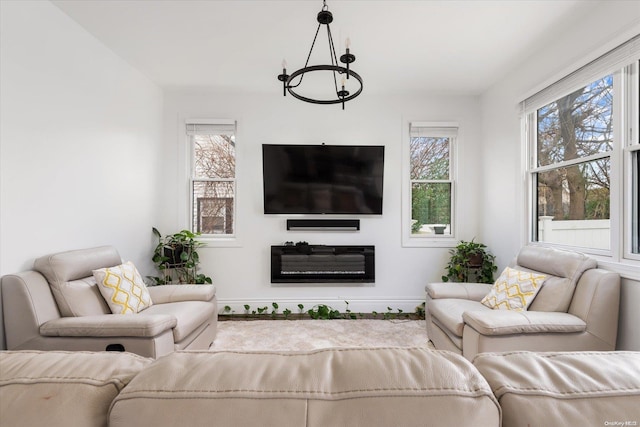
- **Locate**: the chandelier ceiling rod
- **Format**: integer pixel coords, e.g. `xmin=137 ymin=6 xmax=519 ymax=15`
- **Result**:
xmin=277 ymin=0 xmax=363 ymax=110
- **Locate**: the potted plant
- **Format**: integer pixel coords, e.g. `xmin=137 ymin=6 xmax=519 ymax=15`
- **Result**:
xmin=432 ymin=225 xmax=447 ymax=234
xmin=149 ymin=227 xmax=213 ymax=285
xmin=442 ymin=239 xmax=497 ymax=284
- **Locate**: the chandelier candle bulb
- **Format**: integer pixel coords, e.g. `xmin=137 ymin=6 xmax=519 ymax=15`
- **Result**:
xmin=340 ymin=37 xmax=355 ymax=80
xmin=345 ymin=48 xmax=351 ymax=79
xmin=277 ymin=60 xmax=289 ymax=97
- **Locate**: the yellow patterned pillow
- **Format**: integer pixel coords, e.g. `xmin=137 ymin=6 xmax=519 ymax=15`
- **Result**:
xmin=481 ymin=267 xmax=547 ymax=311
xmin=93 ymin=262 xmax=153 ymax=314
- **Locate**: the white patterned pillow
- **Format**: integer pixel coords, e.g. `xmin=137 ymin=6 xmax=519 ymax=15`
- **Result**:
xmin=481 ymin=267 xmax=547 ymax=311
xmin=93 ymin=262 xmax=153 ymax=314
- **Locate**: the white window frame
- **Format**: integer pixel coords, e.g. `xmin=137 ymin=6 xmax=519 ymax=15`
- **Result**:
xmin=184 ymin=119 xmax=239 ymax=246
xmin=402 ymin=121 xmax=458 ymax=248
xmin=623 ymin=60 xmax=640 ymax=261
xmin=521 ymin=35 xmax=640 ymax=274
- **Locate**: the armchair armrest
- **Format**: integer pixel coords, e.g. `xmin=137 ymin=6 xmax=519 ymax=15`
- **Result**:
xmin=147 ymin=284 xmax=216 ymax=304
xmin=462 ymin=310 xmax=586 ymax=336
xmin=40 ymin=314 xmax=177 ymax=338
xmin=425 ymin=282 xmax=492 ymax=301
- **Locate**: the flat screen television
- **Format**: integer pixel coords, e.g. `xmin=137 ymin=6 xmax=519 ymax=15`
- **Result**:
xmin=262 ymin=144 xmax=384 ymax=215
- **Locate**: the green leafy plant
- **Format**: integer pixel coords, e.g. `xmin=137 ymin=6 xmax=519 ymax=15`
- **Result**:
xmin=343 ymin=301 xmax=357 ymax=319
xmin=415 ymin=302 xmax=426 ymax=318
xmin=442 ymin=239 xmax=497 ymax=284
xmin=295 ymin=303 xmax=305 ymax=319
xmin=307 ymin=304 xmax=342 ymax=320
xmin=383 ymin=306 xmax=395 ymax=320
xmin=148 ymin=227 xmax=212 ymax=285
xmin=218 ymin=301 xmax=424 ymax=321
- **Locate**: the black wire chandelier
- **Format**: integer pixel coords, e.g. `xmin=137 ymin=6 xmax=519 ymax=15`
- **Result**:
xmin=277 ymin=0 xmax=363 ymax=110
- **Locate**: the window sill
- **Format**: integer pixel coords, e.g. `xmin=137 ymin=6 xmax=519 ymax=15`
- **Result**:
xmin=592 ymin=258 xmax=640 ymax=281
xmin=402 ymin=236 xmax=458 ymax=248
xmin=199 ymin=236 xmax=242 ymax=248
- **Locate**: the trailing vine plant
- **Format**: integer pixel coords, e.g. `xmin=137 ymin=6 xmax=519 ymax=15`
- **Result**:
xmin=219 ymin=301 xmax=426 ymax=320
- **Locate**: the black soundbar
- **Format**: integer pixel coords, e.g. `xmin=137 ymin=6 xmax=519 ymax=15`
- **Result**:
xmin=286 ymin=219 xmax=360 ymax=231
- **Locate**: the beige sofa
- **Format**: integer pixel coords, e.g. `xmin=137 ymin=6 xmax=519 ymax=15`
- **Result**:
xmin=1 ymin=349 xmax=638 ymax=427
xmin=426 ymin=245 xmax=620 ymax=360
xmin=473 ymin=351 xmax=640 ymax=427
xmin=0 ymin=246 xmax=217 ymax=358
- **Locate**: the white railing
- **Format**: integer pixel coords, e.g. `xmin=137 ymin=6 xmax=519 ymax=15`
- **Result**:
xmin=538 ymin=216 xmax=610 ymax=250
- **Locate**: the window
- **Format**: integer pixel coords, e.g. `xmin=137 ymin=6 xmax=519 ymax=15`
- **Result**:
xmin=186 ymin=120 xmax=236 ymax=236
xmin=631 ymin=59 xmax=640 ymax=255
xmin=403 ymin=122 xmax=457 ymax=246
xmin=523 ymin=36 xmax=639 ymax=261
xmin=531 ymin=75 xmax=613 ymax=250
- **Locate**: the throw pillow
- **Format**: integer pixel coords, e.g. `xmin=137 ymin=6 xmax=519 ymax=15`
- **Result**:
xmin=93 ymin=262 xmax=153 ymax=314
xmin=481 ymin=267 xmax=547 ymax=311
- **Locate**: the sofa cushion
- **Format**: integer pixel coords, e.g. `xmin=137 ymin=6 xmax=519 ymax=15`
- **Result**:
xmin=425 ymin=282 xmax=492 ymax=301
xmin=462 ymin=310 xmax=586 ymax=335
xmin=40 ymin=314 xmax=177 ymax=337
xmin=109 ymin=348 xmax=500 ymax=427
xmin=93 ymin=262 xmax=153 ymax=314
xmin=141 ymin=301 xmax=215 ymax=342
xmin=522 ymin=275 xmax=574 ymax=312
xmin=481 ymin=267 xmax=547 ymax=311
xmin=428 ymin=299 xmax=490 ymax=337
xmin=0 ymin=350 xmax=151 ymax=427
xmin=34 ymin=246 xmax=122 ymax=317
xmin=147 ymin=284 xmax=216 ymax=304
xmin=514 ymin=246 xmax=596 ymax=312
xmin=473 ymin=351 xmax=640 ymax=427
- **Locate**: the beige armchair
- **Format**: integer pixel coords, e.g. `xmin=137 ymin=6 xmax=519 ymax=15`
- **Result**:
xmin=425 ymin=246 xmax=620 ymax=360
xmin=1 ymin=246 xmax=217 ymax=358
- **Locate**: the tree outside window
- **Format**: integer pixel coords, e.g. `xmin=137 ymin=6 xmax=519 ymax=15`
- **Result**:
xmin=409 ymin=130 xmax=455 ymax=236
xmin=533 ymin=76 xmax=612 ymax=249
xmin=187 ymin=122 xmax=236 ymax=236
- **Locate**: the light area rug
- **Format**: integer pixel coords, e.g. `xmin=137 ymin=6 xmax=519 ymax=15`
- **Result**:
xmin=210 ymin=319 xmax=429 ymax=351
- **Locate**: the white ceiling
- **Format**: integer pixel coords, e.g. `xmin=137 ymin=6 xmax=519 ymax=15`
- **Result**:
xmin=51 ymin=0 xmax=597 ymax=97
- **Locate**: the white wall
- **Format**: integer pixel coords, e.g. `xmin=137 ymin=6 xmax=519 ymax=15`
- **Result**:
xmin=161 ymin=90 xmax=482 ymax=314
xmin=480 ymin=1 xmax=640 ymax=350
xmin=3 ymin=0 xmax=635 ymax=350
xmin=0 ymin=1 xmax=164 ymax=347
